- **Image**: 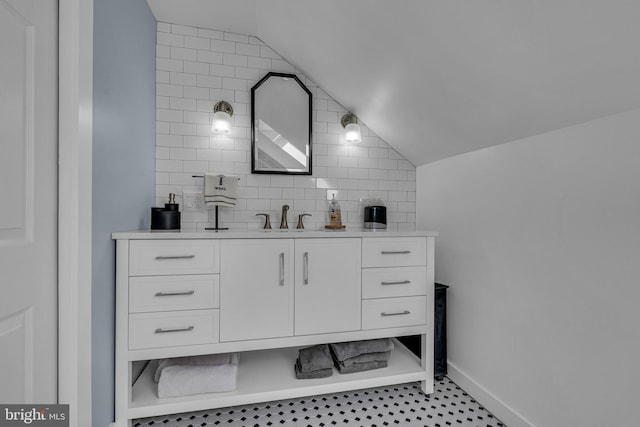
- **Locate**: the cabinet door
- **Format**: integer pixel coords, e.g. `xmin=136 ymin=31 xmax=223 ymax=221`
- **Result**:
xmin=220 ymin=239 xmax=294 ymax=341
xmin=295 ymin=238 xmax=361 ymax=335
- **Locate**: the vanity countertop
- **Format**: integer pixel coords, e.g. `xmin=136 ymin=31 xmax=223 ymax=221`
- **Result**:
xmin=112 ymin=229 xmax=438 ymax=240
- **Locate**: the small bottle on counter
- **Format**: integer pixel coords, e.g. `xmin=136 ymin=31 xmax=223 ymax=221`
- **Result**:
xmin=328 ymin=193 xmax=342 ymax=226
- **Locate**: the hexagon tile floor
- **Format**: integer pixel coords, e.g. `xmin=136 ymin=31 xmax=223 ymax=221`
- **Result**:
xmin=133 ymin=377 xmax=506 ymax=427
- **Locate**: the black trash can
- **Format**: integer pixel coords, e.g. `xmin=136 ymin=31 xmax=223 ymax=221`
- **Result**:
xmin=398 ymin=283 xmax=449 ymax=380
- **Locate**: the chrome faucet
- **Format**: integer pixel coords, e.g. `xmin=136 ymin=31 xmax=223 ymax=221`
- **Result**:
xmin=280 ymin=204 xmax=289 ymax=229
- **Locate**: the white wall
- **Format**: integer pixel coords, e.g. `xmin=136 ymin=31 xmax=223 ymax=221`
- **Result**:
xmin=417 ymin=109 xmax=640 ymax=427
xmin=155 ymin=22 xmax=416 ymax=231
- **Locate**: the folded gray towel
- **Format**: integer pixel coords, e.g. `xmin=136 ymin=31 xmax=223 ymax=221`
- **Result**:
xmin=338 ymin=350 xmax=392 ymax=367
xmin=294 ymin=360 xmax=333 ymax=379
xmin=297 ymin=344 xmax=333 ymax=373
xmin=329 ymin=339 xmax=395 ymax=361
xmin=337 ymin=360 xmax=388 ymax=374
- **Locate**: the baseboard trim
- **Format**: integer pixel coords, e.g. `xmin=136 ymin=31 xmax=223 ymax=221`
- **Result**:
xmin=446 ymin=362 xmax=535 ymax=427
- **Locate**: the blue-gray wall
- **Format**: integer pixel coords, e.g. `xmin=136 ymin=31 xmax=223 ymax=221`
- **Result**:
xmin=93 ymin=0 xmax=156 ymax=425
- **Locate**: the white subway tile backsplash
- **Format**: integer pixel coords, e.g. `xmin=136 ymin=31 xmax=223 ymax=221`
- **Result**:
xmin=170 ymin=47 xmax=197 ymax=61
xmin=157 ymin=159 xmax=183 ymax=172
xmin=184 ymin=61 xmax=209 ymax=75
xmin=236 ymin=42 xmax=260 ymax=57
xmin=156 ymin=83 xmax=183 ymax=97
xmin=247 ymin=56 xmax=271 ymax=70
xmin=223 ymin=53 xmax=248 ymax=67
xmin=184 ymin=36 xmax=210 ymax=50
xmin=157 ymin=58 xmax=183 ymax=72
xmin=157 ymin=122 xmax=170 ymax=134
xmin=170 ymin=122 xmax=196 ymax=135
xmin=198 ymin=28 xmax=223 ymax=40
xmin=155 ymin=25 xmax=416 ymax=231
xmin=171 ymin=24 xmax=197 ymax=36
xmin=196 ymin=149 xmax=222 ymax=161
xmin=224 ymin=32 xmax=249 ymax=43
xmin=157 ymin=32 xmax=184 ymax=47
xmin=157 ymin=22 xmax=171 ymax=33
xmin=184 ymin=86 xmax=210 ymax=100
xmin=197 ymin=50 xmax=223 ymax=64
xmin=222 ymin=77 xmax=246 ymax=91
xmin=156 ymin=45 xmax=171 ymax=58
xmin=156 ymin=108 xmax=183 ymax=122
xmin=211 ymin=39 xmax=236 ymax=53
xmin=156 ymin=134 xmax=183 ymax=147
xmin=197 ymin=75 xmax=222 ymax=88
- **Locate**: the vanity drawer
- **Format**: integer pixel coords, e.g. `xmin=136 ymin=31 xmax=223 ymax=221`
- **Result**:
xmin=362 ymin=296 xmax=427 ymax=330
xmin=129 ymin=240 xmax=219 ymax=276
xmin=362 ymin=237 xmax=426 ymax=268
xmin=129 ymin=275 xmax=219 ymax=313
xmin=129 ymin=309 xmax=219 ymax=350
xmin=362 ymin=267 xmax=426 ymax=299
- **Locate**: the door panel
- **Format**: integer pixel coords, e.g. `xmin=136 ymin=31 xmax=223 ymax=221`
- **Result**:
xmin=295 ymin=238 xmax=361 ymax=335
xmin=0 ymin=0 xmax=58 ymax=403
xmin=220 ymin=239 xmax=294 ymax=342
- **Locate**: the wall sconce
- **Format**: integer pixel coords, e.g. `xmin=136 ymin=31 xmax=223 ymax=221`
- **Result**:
xmin=341 ymin=113 xmax=361 ymax=143
xmin=211 ymin=101 xmax=233 ymax=135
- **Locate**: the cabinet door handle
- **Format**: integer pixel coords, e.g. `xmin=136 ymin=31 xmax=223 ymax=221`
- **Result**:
xmin=380 ymin=250 xmax=411 ymax=255
xmin=303 ymin=252 xmax=309 ymax=285
xmin=155 ymin=290 xmax=195 ymax=297
xmin=279 ymin=252 xmax=285 ymax=286
xmin=155 ymin=255 xmax=196 ymax=260
xmin=381 ymin=280 xmax=411 ymax=286
xmin=381 ymin=310 xmax=411 ymax=317
xmin=154 ymin=326 xmax=194 ymax=334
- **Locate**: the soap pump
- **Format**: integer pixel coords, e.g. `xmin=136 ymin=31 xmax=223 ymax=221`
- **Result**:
xmin=328 ymin=193 xmax=342 ymax=226
xmin=151 ymin=193 xmax=181 ymax=230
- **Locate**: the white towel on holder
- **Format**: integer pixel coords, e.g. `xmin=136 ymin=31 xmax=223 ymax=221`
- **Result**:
xmin=204 ymin=174 xmax=239 ymax=208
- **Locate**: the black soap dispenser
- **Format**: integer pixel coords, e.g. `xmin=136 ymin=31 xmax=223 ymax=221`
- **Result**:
xmin=151 ymin=193 xmax=181 ymax=230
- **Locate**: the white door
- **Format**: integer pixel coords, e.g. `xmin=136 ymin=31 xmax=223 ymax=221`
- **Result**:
xmin=295 ymin=238 xmax=362 ymax=335
xmin=0 ymin=0 xmax=58 ymax=403
xmin=220 ymin=239 xmax=294 ymax=342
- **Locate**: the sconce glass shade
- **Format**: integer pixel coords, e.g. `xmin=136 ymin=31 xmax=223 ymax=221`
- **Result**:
xmin=341 ymin=113 xmax=362 ymax=143
xmin=344 ymin=123 xmax=362 ymax=143
xmin=211 ymin=101 xmax=233 ymax=135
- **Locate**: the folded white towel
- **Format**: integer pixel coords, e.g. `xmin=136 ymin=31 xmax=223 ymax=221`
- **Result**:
xmin=204 ymin=174 xmax=238 ymax=208
xmin=154 ymin=353 xmax=237 ymax=383
xmin=157 ymin=353 xmax=239 ymax=398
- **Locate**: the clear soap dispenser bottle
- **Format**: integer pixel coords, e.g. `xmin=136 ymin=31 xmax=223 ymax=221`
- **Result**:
xmin=328 ymin=193 xmax=342 ymax=226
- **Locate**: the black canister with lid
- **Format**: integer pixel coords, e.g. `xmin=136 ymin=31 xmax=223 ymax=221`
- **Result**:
xmin=151 ymin=193 xmax=181 ymax=230
xmin=364 ymin=205 xmax=387 ymax=229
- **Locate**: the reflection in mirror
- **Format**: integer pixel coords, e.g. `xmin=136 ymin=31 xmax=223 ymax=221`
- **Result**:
xmin=251 ymin=72 xmax=312 ymax=174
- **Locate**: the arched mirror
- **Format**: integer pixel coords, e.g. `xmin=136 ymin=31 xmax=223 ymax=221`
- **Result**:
xmin=251 ymin=72 xmax=312 ymax=174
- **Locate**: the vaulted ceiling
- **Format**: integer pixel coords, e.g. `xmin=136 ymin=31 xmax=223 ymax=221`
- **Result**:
xmin=147 ymin=0 xmax=640 ymax=166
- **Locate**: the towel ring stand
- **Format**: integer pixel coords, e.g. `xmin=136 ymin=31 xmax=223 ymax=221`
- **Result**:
xmin=192 ymin=174 xmax=240 ymax=232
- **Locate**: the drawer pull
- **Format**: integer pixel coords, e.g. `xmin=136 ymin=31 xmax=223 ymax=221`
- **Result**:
xmin=154 ymin=290 xmax=195 ymax=297
xmin=154 ymin=326 xmax=195 ymax=334
xmin=381 ymin=310 xmax=411 ymax=317
xmin=155 ymin=255 xmax=196 ymax=260
xmin=303 ymin=252 xmax=309 ymax=285
xmin=380 ymin=250 xmax=411 ymax=255
xmin=381 ymin=280 xmax=411 ymax=286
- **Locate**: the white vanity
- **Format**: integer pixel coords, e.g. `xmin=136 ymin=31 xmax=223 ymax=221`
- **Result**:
xmin=112 ymin=230 xmax=436 ymax=426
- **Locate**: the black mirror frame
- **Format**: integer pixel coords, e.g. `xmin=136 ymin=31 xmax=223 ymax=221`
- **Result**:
xmin=251 ymin=72 xmax=313 ymax=175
